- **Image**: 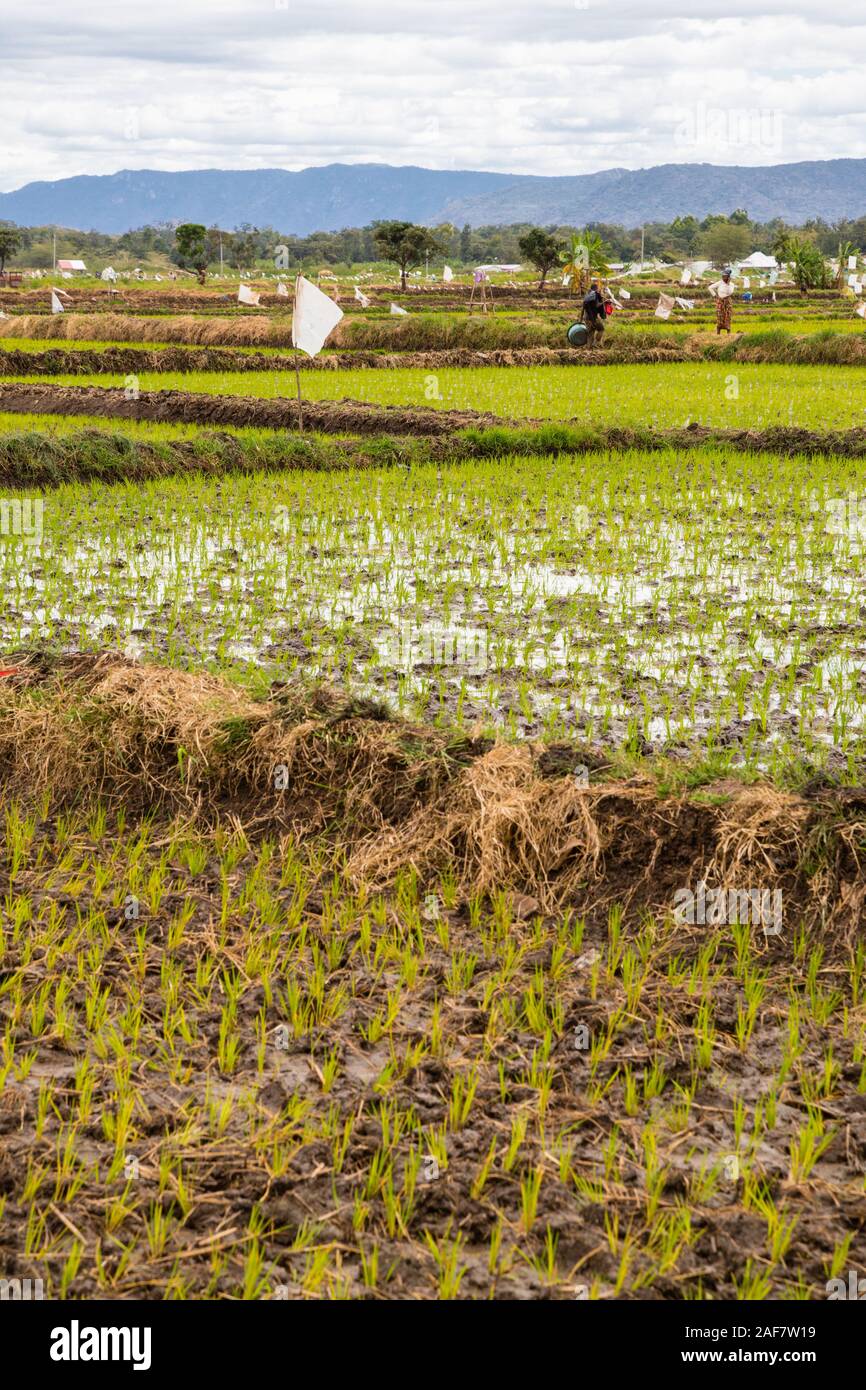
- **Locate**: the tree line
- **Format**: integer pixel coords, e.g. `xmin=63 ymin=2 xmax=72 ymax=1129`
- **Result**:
xmin=1 ymin=208 xmax=863 ymax=281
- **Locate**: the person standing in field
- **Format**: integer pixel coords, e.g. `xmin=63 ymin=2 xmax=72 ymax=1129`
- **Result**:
xmin=709 ymin=267 xmax=735 ymax=334
xmin=582 ymin=279 xmax=607 ymax=348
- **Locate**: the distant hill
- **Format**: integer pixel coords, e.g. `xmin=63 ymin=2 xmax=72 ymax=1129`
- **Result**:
xmin=0 ymin=166 xmax=513 ymax=236
xmin=1 ymin=159 xmax=865 ymax=234
xmin=438 ymin=160 xmax=866 ymax=229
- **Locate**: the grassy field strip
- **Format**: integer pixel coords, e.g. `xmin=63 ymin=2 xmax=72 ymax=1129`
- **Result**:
xmin=6 ymin=363 xmax=866 ymax=430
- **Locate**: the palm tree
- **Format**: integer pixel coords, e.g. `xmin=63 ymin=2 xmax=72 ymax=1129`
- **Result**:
xmin=561 ymin=230 xmax=610 ymax=295
xmin=835 ymin=240 xmax=858 ymax=290
xmin=784 ymin=237 xmax=830 ymax=295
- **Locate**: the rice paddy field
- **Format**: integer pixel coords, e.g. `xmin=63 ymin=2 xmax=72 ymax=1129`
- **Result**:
xmin=6 ymin=361 xmax=866 ymax=430
xmin=1 ymin=277 xmax=866 ymax=1304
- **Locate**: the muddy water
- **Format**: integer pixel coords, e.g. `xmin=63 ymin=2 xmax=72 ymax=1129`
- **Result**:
xmin=2 ymin=456 xmax=866 ymax=769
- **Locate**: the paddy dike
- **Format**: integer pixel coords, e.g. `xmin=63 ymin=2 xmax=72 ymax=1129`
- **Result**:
xmin=0 ymin=379 xmax=505 ymax=434
xmin=0 ymin=344 xmax=691 ymax=375
xmin=0 ymin=652 xmax=863 ymax=933
xmin=3 ymin=381 xmax=866 ymax=458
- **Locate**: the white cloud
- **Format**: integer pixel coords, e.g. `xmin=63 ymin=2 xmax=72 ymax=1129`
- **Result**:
xmin=0 ymin=1 xmax=864 ymax=191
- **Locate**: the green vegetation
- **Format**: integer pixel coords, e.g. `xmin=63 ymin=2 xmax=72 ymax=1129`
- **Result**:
xmin=2 ymin=267 xmax=866 ymax=1304
xmin=3 ymin=447 xmax=866 ymax=774
xmin=11 ymin=361 xmax=866 ymax=430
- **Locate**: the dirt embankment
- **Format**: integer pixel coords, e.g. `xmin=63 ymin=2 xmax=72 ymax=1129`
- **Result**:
xmin=0 ymin=652 xmax=863 ymax=931
xmin=0 ymin=379 xmax=506 ymax=434
xmin=3 ymin=381 xmax=866 ymax=459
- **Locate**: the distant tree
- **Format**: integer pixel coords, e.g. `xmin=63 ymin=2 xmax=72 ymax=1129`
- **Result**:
xmin=781 ymin=236 xmax=831 ymax=294
xmin=669 ymin=215 xmax=701 ymax=255
xmin=231 ymin=228 xmax=259 ymax=272
xmin=729 ymin=208 xmax=751 ymax=225
xmin=0 ymin=225 xmax=22 ymax=275
xmin=698 ymin=221 xmax=751 ymax=265
xmin=771 ymin=225 xmax=793 ymax=261
xmin=517 ymin=228 xmax=564 ymax=288
xmin=460 ymin=224 xmax=473 ymax=262
xmin=372 ymin=221 xmax=445 ymax=289
xmin=174 ymin=223 xmax=209 ymax=283
xmin=429 ymin=221 xmax=460 ymax=263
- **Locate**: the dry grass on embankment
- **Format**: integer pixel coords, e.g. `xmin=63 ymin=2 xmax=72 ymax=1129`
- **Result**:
xmin=3 ymin=311 xmax=865 ymax=362
xmin=0 ymin=653 xmax=863 ymax=931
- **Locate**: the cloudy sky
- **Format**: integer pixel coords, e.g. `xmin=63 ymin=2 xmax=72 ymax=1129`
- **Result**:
xmin=1 ymin=1 xmax=864 ymax=191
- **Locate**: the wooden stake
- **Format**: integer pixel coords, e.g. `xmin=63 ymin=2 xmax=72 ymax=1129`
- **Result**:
xmin=295 ymin=350 xmax=304 ymax=433
xmin=292 ymin=273 xmax=305 ymax=433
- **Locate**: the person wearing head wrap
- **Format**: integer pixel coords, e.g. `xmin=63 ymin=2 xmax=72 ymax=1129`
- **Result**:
xmin=581 ymin=279 xmax=607 ymax=348
xmin=708 ymin=267 xmax=735 ymax=334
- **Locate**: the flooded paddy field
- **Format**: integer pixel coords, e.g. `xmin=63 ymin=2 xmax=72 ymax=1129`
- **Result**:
xmin=4 ymin=446 xmax=866 ymax=776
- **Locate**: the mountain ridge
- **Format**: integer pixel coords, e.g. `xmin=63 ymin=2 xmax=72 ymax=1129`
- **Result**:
xmin=1 ymin=159 xmax=865 ymax=234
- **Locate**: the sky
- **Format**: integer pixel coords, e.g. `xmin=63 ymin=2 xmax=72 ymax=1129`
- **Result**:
xmin=1 ymin=1 xmax=865 ymax=192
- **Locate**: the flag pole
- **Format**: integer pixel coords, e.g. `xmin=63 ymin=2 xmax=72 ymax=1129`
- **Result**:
xmin=293 ymin=273 xmax=304 ymax=433
xmin=295 ymin=350 xmax=304 ymax=433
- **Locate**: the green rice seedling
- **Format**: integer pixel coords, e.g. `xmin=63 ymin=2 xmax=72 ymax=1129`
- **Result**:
xmin=448 ymin=1067 xmax=479 ymax=1131
xmin=522 ymin=1225 xmax=560 ymax=1288
xmin=732 ymin=1258 xmax=773 ymax=1300
xmin=788 ymin=1114 xmax=837 ymax=1182
xmin=423 ymin=1225 xmax=467 ymax=1299
xmin=470 ymin=1138 xmax=498 ymax=1200
xmin=824 ymin=1232 xmax=854 ymax=1281
xmin=503 ymin=1113 xmax=528 ymax=1174
xmin=519 ymin=1164 xmax=543 ymax=1232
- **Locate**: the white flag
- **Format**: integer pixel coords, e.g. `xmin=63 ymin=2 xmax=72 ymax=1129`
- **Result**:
xmin=562 ymin=274 xmax=572 ymax=287
xmin=654 ymin=293 xmax=675 ymax=320
xmin=292 ymin=274 xmax=344 ymax=356
xmin=742 ymin=276 xmax=750 ymax=288
xmin=276 ymin=281 xmax=290 ymax=298
xmin=390 ymin=303 xmax=409 ymax=316
xmin=51 ymin=291 xmax=64 ymax=314
xmin=856 ymin=301 xmax=866 ymax=319
xmin=674 ymin=297 xmax=694 ymax=311
xmin=238 ymin=284 xmax=261 ymax=306
xmin=848 ymin=255 xmax=858 ymax=271
xmin=443 ymin=265 xmax=454 ymax=283
xmin=680 ymin=268 xmax=692 ymax=285
xmin=619 ymin=288 xmax=631 ymax=300
xmin=354 ymin=286 xmax=371 ymax=308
